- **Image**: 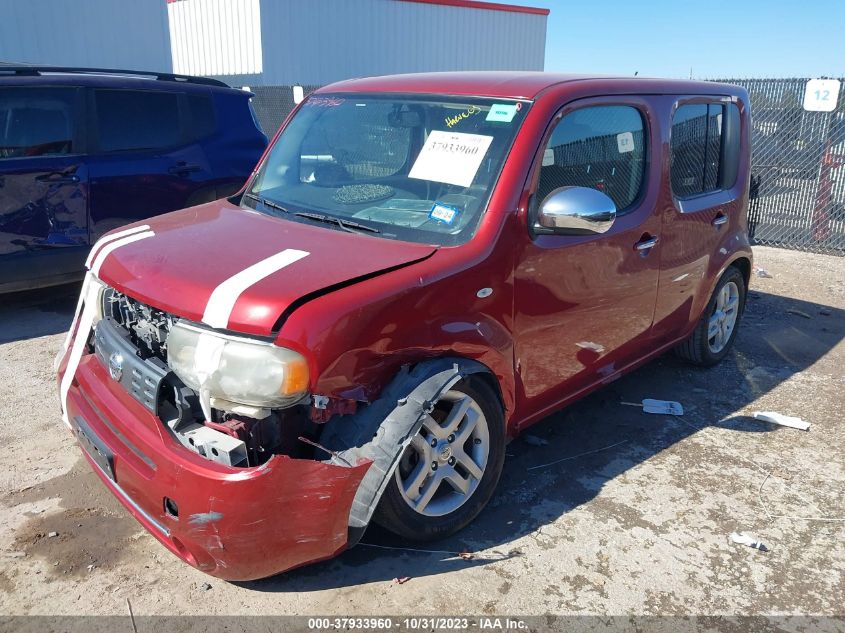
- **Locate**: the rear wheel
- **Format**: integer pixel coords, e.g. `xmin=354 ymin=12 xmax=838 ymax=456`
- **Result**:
xmin=675 ymin=266 xmax=746 ymax=366
xmin=374 ymin=379 xmax=505 ymax=541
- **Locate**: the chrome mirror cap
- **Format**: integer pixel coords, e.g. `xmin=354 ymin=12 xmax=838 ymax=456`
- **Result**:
xmin=537 ymin=186 xmax=617 ymax=235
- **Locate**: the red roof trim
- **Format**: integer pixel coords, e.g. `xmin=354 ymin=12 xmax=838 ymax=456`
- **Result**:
xmin=396 ymin=0 xmax=550 ymax=16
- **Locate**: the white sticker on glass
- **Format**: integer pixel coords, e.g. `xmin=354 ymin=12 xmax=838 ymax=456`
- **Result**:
xmin=617 ymin=131 xmax=634 ymax=154
xmin=542 ymin=148 xmax=555 ymax=166
xmin=803 ymin=79 xmax=840 ymax=112
xmin=409 ymin=130 xmax=494 ymax=188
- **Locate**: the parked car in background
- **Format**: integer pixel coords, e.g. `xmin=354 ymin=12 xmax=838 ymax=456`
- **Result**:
xmin=0 ymin=67 xmax=267 ymax=293
xmin=57 ymin=72 xmax=752 ymax=580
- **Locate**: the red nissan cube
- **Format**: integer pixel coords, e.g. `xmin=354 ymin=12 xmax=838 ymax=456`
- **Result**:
xmin=56 ymin=72 xmax=752 ymax=580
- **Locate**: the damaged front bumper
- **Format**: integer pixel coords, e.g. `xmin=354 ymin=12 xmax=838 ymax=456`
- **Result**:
xmin=61 ymin=353 xmax=371 ymax=581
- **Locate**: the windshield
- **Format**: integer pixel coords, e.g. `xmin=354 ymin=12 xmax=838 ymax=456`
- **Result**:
xmin=243 ymin=94 xmax=528 ymax=245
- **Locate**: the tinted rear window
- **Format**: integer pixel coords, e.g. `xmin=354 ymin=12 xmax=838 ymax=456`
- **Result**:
xmin=671 ymin=102 xmax=739 ymax=198
xmin=0 ymin=87 xmax=76 ymax=158
xmin=94 ymin=89 xmax=181 ymax=152
xmin=188 ymin=94 xmax=215 ymax=140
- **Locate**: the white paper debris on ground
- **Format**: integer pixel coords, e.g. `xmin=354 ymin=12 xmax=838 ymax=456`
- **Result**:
xmin=575 ymin=341 xmax=605 ymax=353
xmin=523 ymin=434 xmax=549 ymax=447
xmin=752 ymin=411 xmax=810 ymax=431
xmin=754 ymin=266 xmax=774 ymax=279
xmin=786 ymin=308 xmax=813 ymax=319
xmin=622 ymin=399 xmax=684 ymax=416
xmin=730 ymin=532 xmax=769 ymax=552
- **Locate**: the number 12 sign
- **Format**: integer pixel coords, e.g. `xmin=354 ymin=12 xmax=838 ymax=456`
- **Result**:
xmin=803 ymin=79 xmax=841 ymax=112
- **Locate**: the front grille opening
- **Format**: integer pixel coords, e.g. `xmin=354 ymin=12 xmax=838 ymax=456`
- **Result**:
xmin=102 ymin=288 xmax=173 ymax=364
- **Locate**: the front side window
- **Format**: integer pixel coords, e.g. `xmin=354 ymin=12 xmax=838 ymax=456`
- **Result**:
xmin=0 ymin=87 xmax=76 ymax=159
xmin=245 ymin=94 xmax=528 ymax=245
xmin=537 ymin=105 xmax=647 ymax=212
xmin=94 ymin=89 xmax=182 ymax=152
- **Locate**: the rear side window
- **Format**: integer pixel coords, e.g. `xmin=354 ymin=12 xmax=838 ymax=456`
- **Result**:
xmin=188 ymin=94 xmax=216 ymax=140
xmin=0 ymin=87 xmax=76 ymax=158
xmin=537 ymin=105 xmax=647 ymax=212
xmin=671 ymin=102 xmax=740 ymax=198
xmin=94 ymin=90 xmax=182 ymax=152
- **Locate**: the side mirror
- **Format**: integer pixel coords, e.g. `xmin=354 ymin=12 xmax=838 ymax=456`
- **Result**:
xmin=536 ymin=186 xmax=616 ymax=235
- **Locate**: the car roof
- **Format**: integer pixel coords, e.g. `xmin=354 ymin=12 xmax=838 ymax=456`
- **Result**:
xmin=0 ymin=69 xmax=244 ymax=96
xmin=319 ymin=72 xmax=745 ymax=100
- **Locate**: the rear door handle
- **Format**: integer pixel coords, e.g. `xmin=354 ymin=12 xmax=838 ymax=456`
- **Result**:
xmin=35 ymin=172 xmax=79 ymax=184
xmin=168 ymin=163 xmax=201 ymax=176
xmin=635 ymin=235 xmax=659 ymax=251
xmin=712 ymin=213 xmax=728 ymax=227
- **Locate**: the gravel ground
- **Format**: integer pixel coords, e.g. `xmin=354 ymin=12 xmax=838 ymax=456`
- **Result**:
xmin=0 ymin=246 xmax=842 ymax=617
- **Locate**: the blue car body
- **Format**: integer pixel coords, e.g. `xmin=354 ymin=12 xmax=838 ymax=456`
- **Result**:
xmin=0 ymin=68 xmax=267 ymax=292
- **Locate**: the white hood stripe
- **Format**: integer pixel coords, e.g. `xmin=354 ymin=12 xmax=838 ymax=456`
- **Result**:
xmin=62 ymin=225 xmax=153 ymax=353
xmin=58 ymin=229 xmax=155 ymax=428
xmin=84 ymin=224 xmax=151 ymax=268
xmin=202 ymin=248 xmax=310 ymax=330
xmin=59 ymin=275 xmax=103 ymax=428
xmin=60 ymin=230 xmax=156 ymax=354
xmin=90 ymin=231 xmax=155 ymax=276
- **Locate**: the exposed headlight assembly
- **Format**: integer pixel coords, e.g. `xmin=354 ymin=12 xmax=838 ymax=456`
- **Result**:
xmin=167 ymin=321 xmax=309 ymax=419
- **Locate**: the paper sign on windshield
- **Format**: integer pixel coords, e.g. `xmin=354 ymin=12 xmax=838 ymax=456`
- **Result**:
xmin=409 ymin=130 xmax=494 ymax=188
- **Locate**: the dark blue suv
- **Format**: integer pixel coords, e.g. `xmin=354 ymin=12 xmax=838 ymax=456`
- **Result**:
xmin=0 ymin=66 xmax=267 ymax=293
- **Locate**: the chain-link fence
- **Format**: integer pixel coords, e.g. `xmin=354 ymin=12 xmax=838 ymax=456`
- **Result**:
xmin=247 ymin=85 xmax=321 ymax=138
xmin=247 ymin=80 xmax=845 ymax=255
xmin=714 ymin=77 xmax=845 ymax=254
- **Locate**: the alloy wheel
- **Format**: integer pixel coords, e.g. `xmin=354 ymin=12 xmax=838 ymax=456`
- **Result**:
xmin=394 ymin=389 xmax=490 ymax=517
xmin=707 ymin=280 xmax=740 ymax=353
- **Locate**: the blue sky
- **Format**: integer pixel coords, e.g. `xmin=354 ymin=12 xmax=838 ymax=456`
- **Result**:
xmin=506 ymin=0 xmax=844 ymax=78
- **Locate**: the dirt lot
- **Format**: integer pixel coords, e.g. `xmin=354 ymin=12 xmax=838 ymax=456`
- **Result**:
xmin=0 ymin=245 xmax=842 ymax=617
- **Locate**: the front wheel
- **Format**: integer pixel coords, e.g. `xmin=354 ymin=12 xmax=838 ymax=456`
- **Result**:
xmin=675 ymin=266 xmax=746 ymax=366
xmin=373 ymin=379 xmax=505 ymax=541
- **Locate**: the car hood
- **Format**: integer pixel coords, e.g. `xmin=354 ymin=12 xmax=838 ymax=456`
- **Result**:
xmin=96 ymin=201 xmax=436 ymax=336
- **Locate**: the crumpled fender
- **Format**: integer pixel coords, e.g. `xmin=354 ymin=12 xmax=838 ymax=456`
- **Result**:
xmin=320 ymin=357 xmax=495 ymax=545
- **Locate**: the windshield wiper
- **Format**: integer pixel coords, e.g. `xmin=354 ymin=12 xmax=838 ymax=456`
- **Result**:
xmin=244 ymin=193 xmax=289 ymax=214
xmin=293 ymin=211 xmax=380 ymax=234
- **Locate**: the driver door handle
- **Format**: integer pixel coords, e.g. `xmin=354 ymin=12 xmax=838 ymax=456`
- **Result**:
xmin=168 ymin=162 xmax=201 ymax=176
xmin=712 ymin=213 xmax=728 ymax=227
xmin=634 ymin=235 xmax=659 ymax=252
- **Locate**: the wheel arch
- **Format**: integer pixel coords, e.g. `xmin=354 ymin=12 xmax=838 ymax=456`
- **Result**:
xmin=317 ymin=356 xmax=505 ymax=546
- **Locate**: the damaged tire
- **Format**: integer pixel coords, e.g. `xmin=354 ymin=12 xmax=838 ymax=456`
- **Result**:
xmin=374 ymin=379 xmax=505 ymax=541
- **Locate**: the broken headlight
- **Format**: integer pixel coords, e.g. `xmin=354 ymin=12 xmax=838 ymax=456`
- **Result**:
xmin=167 ymin=321 xmax=309 ymax=413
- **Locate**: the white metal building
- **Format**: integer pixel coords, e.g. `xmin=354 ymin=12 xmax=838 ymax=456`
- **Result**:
xmin=1 ymin=0 xmax=548 ymax=85
xmin=0 ymin=0 xmax=172 ymax=72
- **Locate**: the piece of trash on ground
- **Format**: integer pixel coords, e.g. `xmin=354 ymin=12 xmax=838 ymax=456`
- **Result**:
xmin=730 ymin=532 xmax=769 ymax=552
xmin=786 ymin=308 xmax=812 ymax=319
xmin=575 ymin=341 xmax=605 ymax=353
xmin=200 ymin=582 xmax=212 ymax=591
xmin=754 ymin=267 xmax=774 ymax=279
xmin=459 ymin=551 xmax=474 ymax=560
xmin=523 ymin=434 xmax=549 ymax=447
xmin=393 ymin=576 xmax=411 ymax=584
xmin=621 ymin=399 xmax=684 ymax=416
xmin=753 ymin=411 xmax=810 ymax=431
xmin=47 ymin=531 xmax=58 ymax=538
